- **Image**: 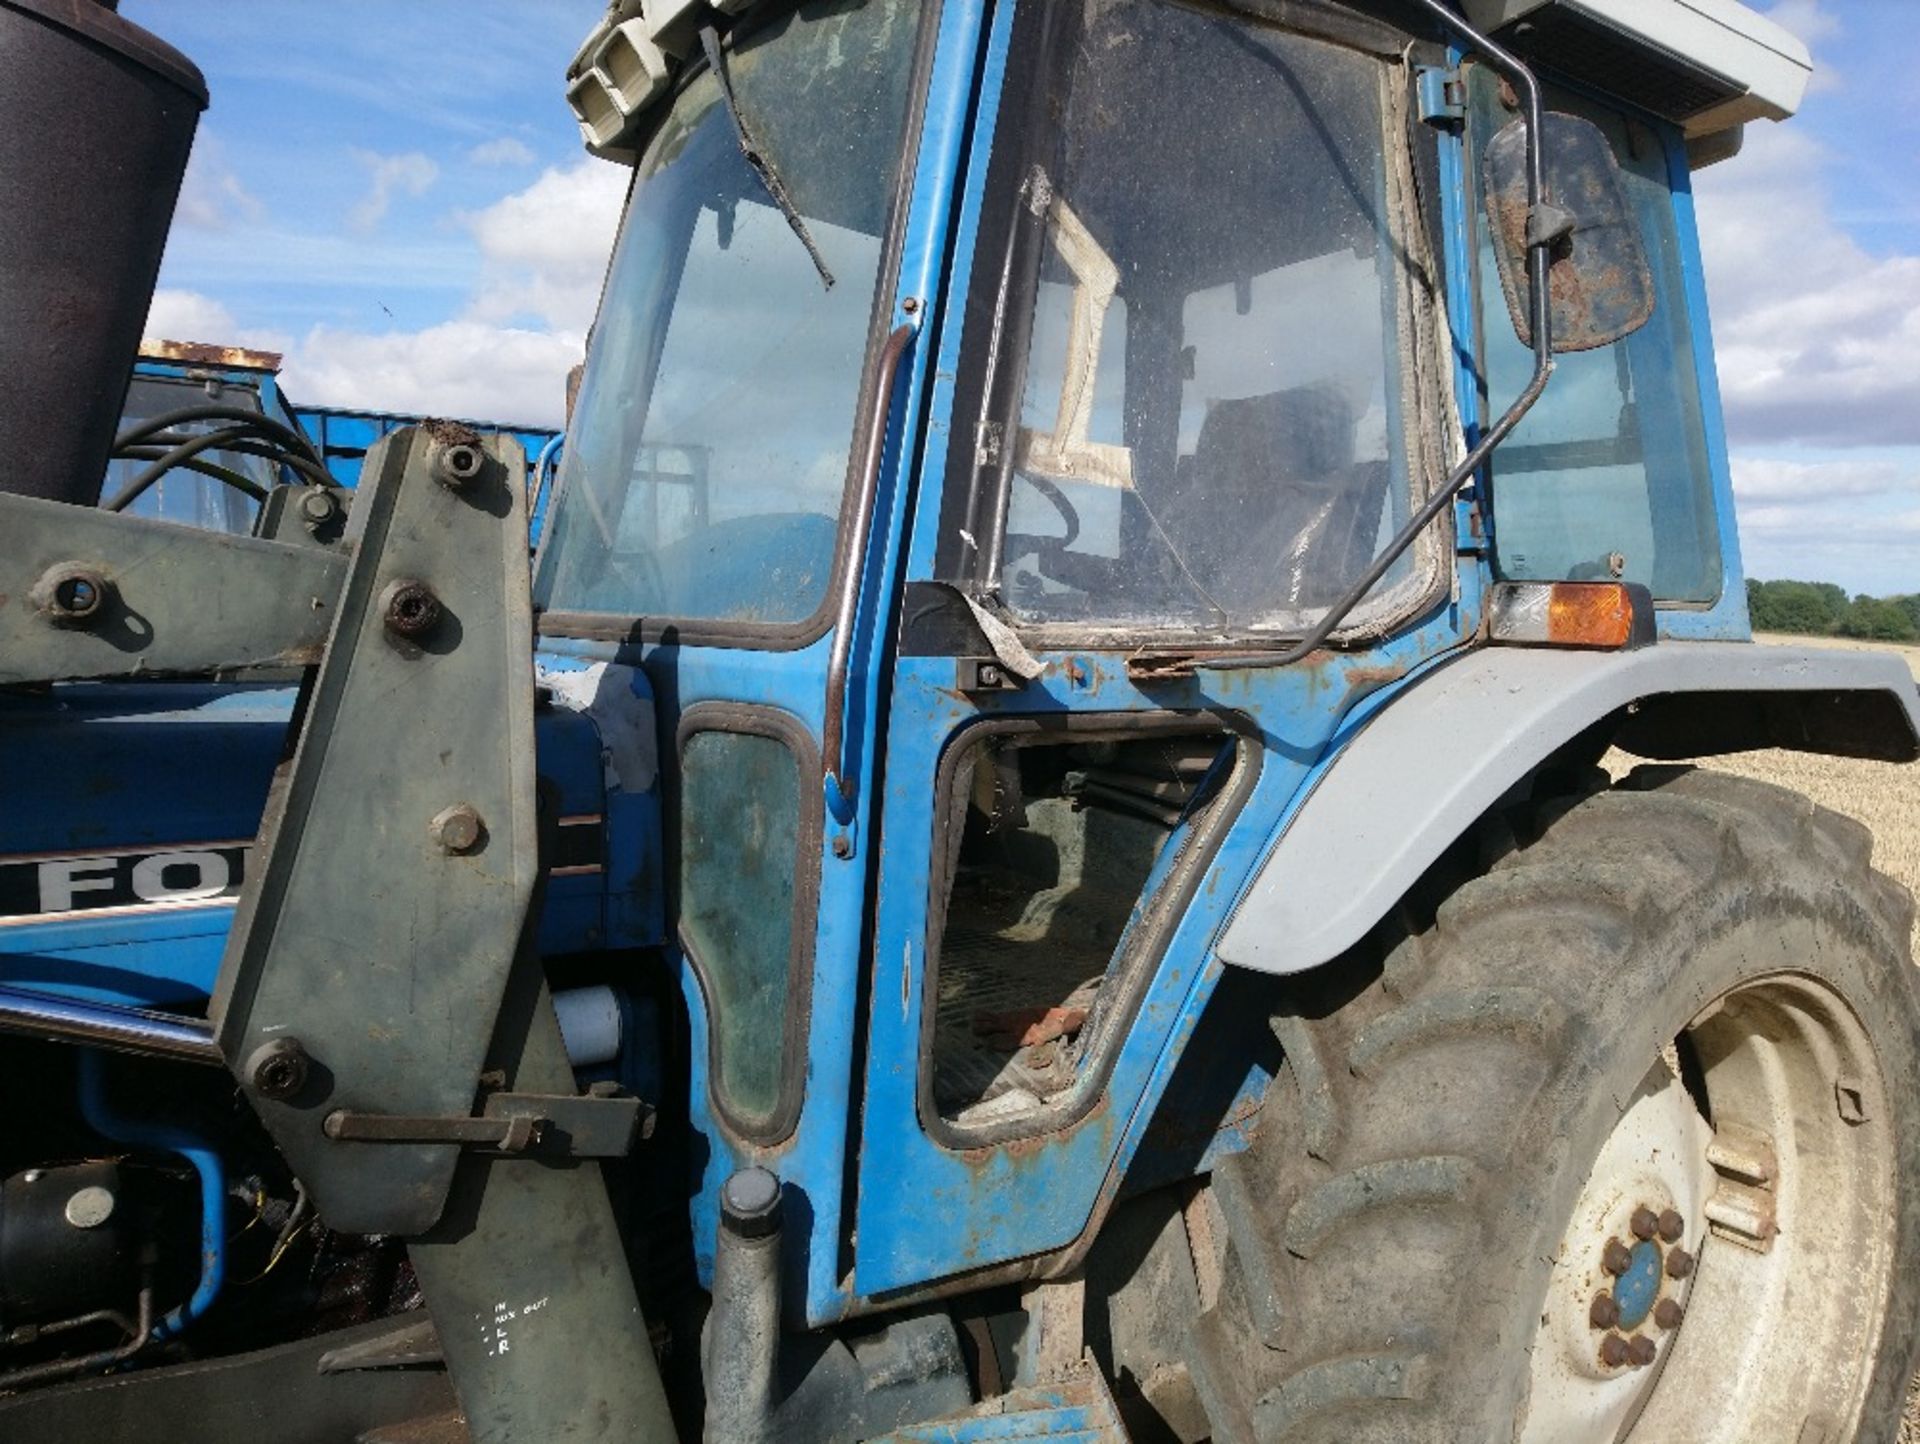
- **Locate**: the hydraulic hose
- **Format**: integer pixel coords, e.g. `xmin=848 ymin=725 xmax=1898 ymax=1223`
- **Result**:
xmin=76 ymin=1049 xmax=226 ymax=1339
xmin=112 ymin=403 xmax=324 ymax=470
xmin=103 ymin=426 xmax=265 ymax=510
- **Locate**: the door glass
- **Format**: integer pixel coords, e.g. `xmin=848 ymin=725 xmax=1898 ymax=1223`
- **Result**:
xmin=536 ymin=0 xmax=923 ymax=626
xmin=1471 ymin=72 xmax=1721 ymax=601
xmin=986 ymin=1 xmax=1439 ymax=635
xmin=679 ymin=727 xmax=805 ymax=1135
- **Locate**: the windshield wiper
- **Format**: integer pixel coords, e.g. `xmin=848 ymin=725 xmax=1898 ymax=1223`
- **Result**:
xmin=698 ymin=23 xmax=836 ymax=290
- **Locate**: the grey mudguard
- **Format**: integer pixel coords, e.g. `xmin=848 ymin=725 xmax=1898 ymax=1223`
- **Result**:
xmin=1217 ymin=641 xmax=1920 ymax=976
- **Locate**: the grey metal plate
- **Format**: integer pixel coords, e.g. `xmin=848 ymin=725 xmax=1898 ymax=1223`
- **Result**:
xmin=0 ymin=490 xmax=345 ymax=683
xmin=1218 ymin=641 xmax=1920 ymax=977
xmin=212 ymin=428 xmax=538 ymax=1234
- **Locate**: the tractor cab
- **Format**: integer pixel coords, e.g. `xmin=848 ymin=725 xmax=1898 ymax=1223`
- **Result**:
xmin=531 ymin=0 xmax=1795 ymax=1316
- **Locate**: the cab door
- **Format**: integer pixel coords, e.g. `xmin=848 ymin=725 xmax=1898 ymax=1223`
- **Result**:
xmin=852 ymin=0 xmax=1464 ymax=1292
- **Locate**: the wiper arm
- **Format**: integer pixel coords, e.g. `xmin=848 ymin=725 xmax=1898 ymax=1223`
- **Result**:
xmin=698 ymin=23 xmax=835 ymax=290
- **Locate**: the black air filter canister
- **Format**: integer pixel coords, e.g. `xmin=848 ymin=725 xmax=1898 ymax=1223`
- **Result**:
xmin=0 ymin=0 xmax=207 ymax=504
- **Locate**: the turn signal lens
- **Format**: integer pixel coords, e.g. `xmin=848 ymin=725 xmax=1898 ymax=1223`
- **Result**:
xmin=1489 ymin=582 xmax=1652 ymax=650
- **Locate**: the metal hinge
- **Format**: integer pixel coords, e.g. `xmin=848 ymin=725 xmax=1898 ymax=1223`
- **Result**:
xmin=321 ymin=1083 xmax=650 ymax=1159
xmin=1416 ymin=66 xmax=1466 ymax=127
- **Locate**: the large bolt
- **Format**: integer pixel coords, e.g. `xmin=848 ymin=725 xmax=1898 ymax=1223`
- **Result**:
xmin=431 ymin=804 xmax=485 ymax=855
xmin=1589 ymin=1294 xmax=1621 ymax=1329
xmin=1626 ymin=1335 xmax=1658 ymax=1368
xmin=246 ymin=1036 xmax=312 ymax=1101
xmin=32 ymin=564 xmax=112 ymax=627
xmin=381 ymin=579 xmax=442 ymax=640
xmin=1630 ymin=1206 xmax=1659 ymax=1241
xmin=1602 ymin=1239 xmax=1633 ymax=1276
xmin=430 ymin=440 xmax=484 ymax=490
xmin=299 ymin=488 xmax=338 ymax=524
xmin=1657 ymin=1209 xmax=1685 ymax=1243
xmin=1599 ymin=1334 xmax=1631 ymax=1368
xmin=1654 ymin=1298 xmax=1685 ymax=1331
xmin=1665 ymin=1247 xmax=1696 ymax=1279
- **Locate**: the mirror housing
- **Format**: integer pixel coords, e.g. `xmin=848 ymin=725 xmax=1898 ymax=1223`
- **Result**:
xmin=1483 ymin=112 xmax=1654 ymax=353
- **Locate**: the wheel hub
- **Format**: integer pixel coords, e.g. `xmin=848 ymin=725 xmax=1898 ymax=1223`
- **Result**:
xmin=1520 ymin=1056 xmax=1712 ymax=1441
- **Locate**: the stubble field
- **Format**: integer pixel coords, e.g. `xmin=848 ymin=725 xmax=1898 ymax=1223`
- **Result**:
xmin=1602 ymin=633 xmax=1919 ymax=957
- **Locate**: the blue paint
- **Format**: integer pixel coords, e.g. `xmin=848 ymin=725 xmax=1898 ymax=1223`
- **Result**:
xmin=1613 ymin=1239 xmax=1663 ymax=1330
xmin=1657 ymin=123 xmax=1751 ymax=642
xmin=77 ymin=1050 xmax=225 ymax=1338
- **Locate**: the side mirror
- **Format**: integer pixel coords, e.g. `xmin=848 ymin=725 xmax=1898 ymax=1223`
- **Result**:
xmin=1483 ymin=112 xmax=1654 ymax=353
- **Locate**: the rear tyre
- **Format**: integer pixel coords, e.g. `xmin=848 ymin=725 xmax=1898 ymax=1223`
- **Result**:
xmin=1186 ymin=766 xmax=1920 ymax=1442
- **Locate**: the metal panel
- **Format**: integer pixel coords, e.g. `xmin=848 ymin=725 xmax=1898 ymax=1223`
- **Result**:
xmin=1217 ymin=641 xmax=1920 ymax=978
xmin=405 ymin=955 xmax=674 ymax=1444
xmin=211 ymin=427 xmax=538 ymax=1235
xmin=0 ymin=491 xmax=345 ymax=682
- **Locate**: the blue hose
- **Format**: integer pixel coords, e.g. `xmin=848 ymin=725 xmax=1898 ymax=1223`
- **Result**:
xmin=76 ymin=1049 xmax=225 ymax=1339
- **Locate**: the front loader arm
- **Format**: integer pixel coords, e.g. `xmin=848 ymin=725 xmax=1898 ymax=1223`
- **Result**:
xmin=0 ymin=427 xmax=675 ymax=1442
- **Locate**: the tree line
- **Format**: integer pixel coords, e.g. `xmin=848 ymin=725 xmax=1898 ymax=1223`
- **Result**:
xmin=1746 ymin=580 xmax=1920 ymax=643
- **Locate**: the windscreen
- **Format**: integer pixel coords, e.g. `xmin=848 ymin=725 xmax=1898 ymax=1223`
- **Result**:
xmin=535 ymin=0 xmax=921 ymax=628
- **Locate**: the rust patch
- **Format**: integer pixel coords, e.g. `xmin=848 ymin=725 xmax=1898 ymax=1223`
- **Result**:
xmin=1125 ymin=651 xmax=1196 ymax=683
xmin=139 ymin=337 xmax=284 ymax=372
xmin=1340 ymin=663 xmax=1409 ymax=691
xmin=972 ymin=1004 xmax=1088 ymax=1051
xmin=422 ymin=417 xmax=484 ymax=448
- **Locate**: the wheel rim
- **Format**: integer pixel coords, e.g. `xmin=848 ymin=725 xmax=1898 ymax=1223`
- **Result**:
xmin=1522 ymin=972 xmax=1898 ymax=1443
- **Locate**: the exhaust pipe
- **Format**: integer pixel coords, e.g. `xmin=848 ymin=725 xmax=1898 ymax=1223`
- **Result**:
xmin=704 ymin=1166 xmax=784 ymax=1443
xmin=0 ymin=0 xmax=207 ymax=505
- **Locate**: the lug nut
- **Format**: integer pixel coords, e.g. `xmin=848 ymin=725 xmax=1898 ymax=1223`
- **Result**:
xmin=1599 ymin=1334 xmax=1631 ymax=1368
xmin=1657 ymin=1209 xmax=1685 ymax=1243
xmin=1602 ymin=1239 xmax=1633 ymax=1276
xmin=1654 ymin=1298 xmax=1684 ymax=1331
xmin=1626 ymin=1335 xmax=1658 ymax=1368
xmin=1665 ymin=1247 xmax=1695 ymax=1279
xmin=1630 ymin=1206 xmax=1659 ymax=1241
xmin=1589 ymin=1294 xmax=1621 ymax=1329
xmin=381 ymin=579 xmax=442 ymax=640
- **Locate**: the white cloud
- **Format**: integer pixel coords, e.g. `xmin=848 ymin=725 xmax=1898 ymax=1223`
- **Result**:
xmin=175 ymin=135 xmax=265 ymax=230
xmin=154 ymin=160 xmax=622 ymax=429
xmin=349 ymin=150 xmax=440 ymax=232
xmin=143 ymin=288 xmax=291 ymax=354
xmin=464 ymin=160 xmax=627 ymax=332
xmin=1694 ymin=125 xmax=1920 ymax=448
xmin=469 ymin=137 xmax=537 ymax=168
xmin=1731 ymin=455 xmax=1914 ymax=506
xmin=286 ymin=320 xmax=582 ymax=428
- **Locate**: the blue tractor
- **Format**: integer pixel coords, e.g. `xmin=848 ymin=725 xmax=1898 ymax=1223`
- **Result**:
xmin=2 ymin=0 xmax=1918 ymax=1439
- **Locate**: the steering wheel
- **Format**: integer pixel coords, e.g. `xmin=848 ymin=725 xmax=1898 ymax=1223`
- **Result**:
xmin=1003 ymin=472 xmax=1084 ymax=586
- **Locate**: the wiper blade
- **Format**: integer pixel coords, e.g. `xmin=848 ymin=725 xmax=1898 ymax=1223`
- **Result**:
xmin=698 ymin=23 xmax=835 ymax=290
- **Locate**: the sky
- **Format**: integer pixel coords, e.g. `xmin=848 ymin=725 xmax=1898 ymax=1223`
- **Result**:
xmin=125 ymin=0 xmax=1919 ymax=597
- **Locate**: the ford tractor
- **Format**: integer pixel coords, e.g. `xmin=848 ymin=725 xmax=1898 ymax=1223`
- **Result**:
xmin=2 ymin=0 xmax=1918 ymax=1440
